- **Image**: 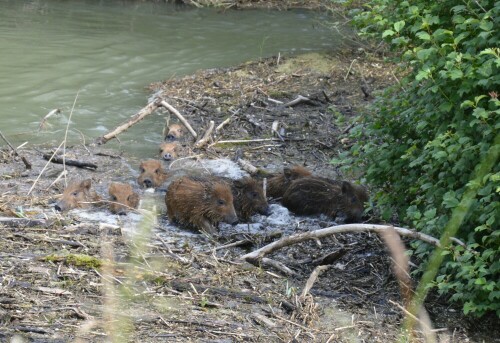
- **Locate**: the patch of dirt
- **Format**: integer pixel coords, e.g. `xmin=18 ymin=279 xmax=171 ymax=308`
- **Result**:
xmin=1 ymin=50 xmax=495 ymax=343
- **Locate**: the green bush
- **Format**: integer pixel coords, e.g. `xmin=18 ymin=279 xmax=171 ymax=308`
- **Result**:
xmin=342 ymin=0 xmax=499 ymax=317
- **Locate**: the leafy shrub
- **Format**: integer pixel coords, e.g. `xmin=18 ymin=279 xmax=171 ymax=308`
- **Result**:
xmin=341 ymin=0 xmax=499 ymax=317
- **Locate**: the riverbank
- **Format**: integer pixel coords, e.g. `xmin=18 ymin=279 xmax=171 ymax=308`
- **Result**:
xmin=3 ymin=46 xmax=497 ymax=342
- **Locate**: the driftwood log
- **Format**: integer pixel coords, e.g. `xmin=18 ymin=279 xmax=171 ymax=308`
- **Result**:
xmin=241 ymin=224 xmax=464 ymax=263
xmin=95 ymin=100 xmax=160 ymax=145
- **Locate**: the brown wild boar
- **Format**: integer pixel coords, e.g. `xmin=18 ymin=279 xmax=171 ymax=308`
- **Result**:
xmin=282 ymin=176 xmax=369 ymax=223
xmin=166 ymin=176 xmax=238 ymax=235
xmin=55 ymin=179 xmax=100 ymax=212
xmin=230 ymin=177 xmax=270 ymax=221
xmin=137 ymin=160 xmax=168 ymax=188
xmin=165 ymin=123 xmax=185 ymax=141
xmin=108 ymin=182 xmax=140 ymax=215
xmin=159 ymin=141 xmax=181 ymax=161
xmin=267 ymin=165 xmax=312 ymax=199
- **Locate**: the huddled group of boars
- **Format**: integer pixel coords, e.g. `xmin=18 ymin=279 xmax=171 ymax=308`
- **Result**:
xmin=55 ymin=123 xmax=368 ymax=235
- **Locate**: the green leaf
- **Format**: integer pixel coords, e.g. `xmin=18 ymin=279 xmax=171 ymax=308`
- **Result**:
xmin=416 ymin=48 xmax=435 ymax=61
xmin=479 ymin=20 xmax=493 ymax=31
xmin=443 ymin=191 xmax=459 ymax=208
xmin=394 ymin=20 xmax=405 ymax=33
xmin=382 ymin=29 xmax=395 ymax=38
xmin=460 ymin=100 xmax=475 ymax=109
xmin=448 ymin=69 xmax=463 ymax=80
xmin=416 ymin=31 xmax=431 ymax=41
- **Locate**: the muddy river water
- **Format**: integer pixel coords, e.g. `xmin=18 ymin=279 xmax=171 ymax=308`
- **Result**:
xmin=0 ymin=0 xmax=343 ymax=157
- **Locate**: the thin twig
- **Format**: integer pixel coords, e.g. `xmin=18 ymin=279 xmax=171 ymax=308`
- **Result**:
xmin=0 ymin=130 xmax=31 ymax=169
xmin=194 ymin=120 xmax=214 ymax=149
xmin=160 ymin=100 xmax=197 ymax=138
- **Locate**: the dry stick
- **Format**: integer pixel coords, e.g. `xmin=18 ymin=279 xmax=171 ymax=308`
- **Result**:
xmin=62 ymin=91 xmax=80 ymax=186
xmin=344 ymin=58 xmax=357 ymax=81
xmin=389 ymin=300 xmax=436 ymax=343
xmin=209 ymin=138 xmax=279 ymax=147
xmin=194 ymin=120 xmax=214 ymax=149
xmin=95 ymin=100 xmax=160 ymax=145
xmin=241 ymin=224 xmax=464 ymax=262
xmin=301 ymin=265 xmax=331 ymax=298
xmin=159 ymin=100 xmax=197 ymax=139
xmin=27 ymin=140 xmax=65 ymax=196
xmin=215 ymin=109 xmax=240 ymax=133
xmin=42 ymin=154 xmax=98 ymax=170
xmin=261 ymin=257 xmax=297 ymax=276
xmin=38 ymin=108 xmax=61 ymax=131
xmin=0 ymin=130 xmax=32 ymax=170
xmin=283 ymin=95 xmax=311 ymax=107
xmin=236 ymin=158 xmax=259 ymax=175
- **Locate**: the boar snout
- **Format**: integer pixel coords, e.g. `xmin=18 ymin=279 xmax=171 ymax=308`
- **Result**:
xmin=227 ymin=214 xmax=239 ymax=226
xmin=162 ymin=152 xmax=174 ymax=161
xmin=142 ymin=178 xmax=153 ymax=188
xmin=166 ymin=134 xmax=176 ymax=141
xmin=259 ymin=205 xmax=271 ymax=216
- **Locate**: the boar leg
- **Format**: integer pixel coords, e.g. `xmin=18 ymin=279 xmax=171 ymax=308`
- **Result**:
xmin=199 ymin=219 xmax=218 ymax=236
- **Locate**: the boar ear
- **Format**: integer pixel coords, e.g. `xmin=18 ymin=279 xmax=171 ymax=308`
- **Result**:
xmin=81 ymin=179 xmax=92 ymax=190
xmin=283 ymin=168 xmax=292 ymax=179
xmin=109 ymin=182 xmax=119 ymax=194
xmin=233 ymin=179 xmax=245 ymax=189
xmin=341 ymin=181 xmax=353 ymax=194
xmin=128 ymin=193 xmax=140 ymax=209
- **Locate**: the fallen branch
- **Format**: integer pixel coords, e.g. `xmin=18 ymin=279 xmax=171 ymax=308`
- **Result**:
xmin=261 ymin=257 xmax=297 ymax=276
xmin=95 ymin=100 xmax=160 ymax=145
xmin=0 ymin=130 xmax=31 ymax=170
xmin=241 ymin=224 xmax=464 ymax=262
xmin=236 ymin=158 xmax=259 ymax=175
xmin=194 ymin=120 xmax=214 ymax=149
xmin=283 ymin=95 xmax=312 ymax=107
xmin=43 ymin=154 xmax=97 ymax=170
xmin=160 ymin=100 xmax=198 ymax=139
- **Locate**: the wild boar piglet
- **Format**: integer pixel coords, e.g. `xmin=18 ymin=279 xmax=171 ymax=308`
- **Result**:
xmin=267 ymin=165 xmax=312 ymax=199
xmin=166 ymin=176 xmax=238 ymax=235
xmin=137 ymin=160 xmax=168 ymax=188
xmin=55 ymin=179 xmax=100 ymax=212
xmin=283 ymin=176 xmax=368 ymax=223
xmin=108 ymin=182 xmax=140 ymax=215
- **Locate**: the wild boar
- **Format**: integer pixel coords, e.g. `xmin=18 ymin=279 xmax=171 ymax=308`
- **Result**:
xmin=159 ymin=141 xmax=181 ymax=161
xmin=55 ymin=179 xmax=100 ymax=212
xmin=108 ymin=182 xmax=140 ymax=215
xmin=165 ymin=176 xmax=238 ymax=235
xmin=230 ymin=177 xmax=270 ymax=221
xmin=165 ymin=123 xmax=185 ymax=141
xmin=137 ymin=160 xmax=168 ymax=188
xmin=282 ymin=176 xmax=369 ymax=222
xmin=267 ymin=165 xmax=312 ymax=199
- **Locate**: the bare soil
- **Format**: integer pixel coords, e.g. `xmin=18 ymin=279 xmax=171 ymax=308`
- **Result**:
xmin=1 ymin=48 xmax=497 ymax=343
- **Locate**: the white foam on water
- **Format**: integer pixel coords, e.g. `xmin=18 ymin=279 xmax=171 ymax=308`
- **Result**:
xmin=168 ymin=158 xmax=249 ymax=180
xmin=199 ymin=159 xmax=249 ymax=179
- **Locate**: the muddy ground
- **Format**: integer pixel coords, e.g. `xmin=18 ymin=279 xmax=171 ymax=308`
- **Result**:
xmin=1 ymin=49 xmax=498 ymax=343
